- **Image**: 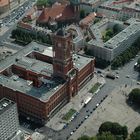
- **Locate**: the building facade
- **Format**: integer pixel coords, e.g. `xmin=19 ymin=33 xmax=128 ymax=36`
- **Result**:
xmin=0 ymin=30 xmax=95 ymax=124
xmin=87 ymin=18 xmax=140 ymax=61
xmin=0 ymin=98 xmax=20 ymax=140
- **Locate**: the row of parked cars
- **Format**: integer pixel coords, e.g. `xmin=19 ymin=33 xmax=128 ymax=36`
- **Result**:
xmin=66 ymin=94 xmax=108 ymax=139
xmin=1 ymin=0 xmax=36 ymax=27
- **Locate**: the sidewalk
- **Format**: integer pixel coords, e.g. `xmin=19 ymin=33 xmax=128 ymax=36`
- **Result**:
xmin=46 ymin=74 xmax=105 ymax=131
xmin=0 ymin=26 xmax=9 ymax=36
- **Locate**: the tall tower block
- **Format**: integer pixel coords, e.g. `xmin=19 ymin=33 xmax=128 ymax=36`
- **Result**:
xmin=53 ymin=29 xmax=73 ymax=79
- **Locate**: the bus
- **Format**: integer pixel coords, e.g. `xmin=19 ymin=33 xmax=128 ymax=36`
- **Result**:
xmin=83 ymin=96 xmax=92 ymax=107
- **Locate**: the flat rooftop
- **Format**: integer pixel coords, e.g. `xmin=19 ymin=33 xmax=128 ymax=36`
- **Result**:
xmin=100 ymin=0 xmax=133 ymax=10
xmin=0 ymin=46 xmax=17 ymax=61
xmin=82 ymin=0 xmax=101 ymax=5
xmin=88 ymin=18 xmax=140 ymax=49
xmin=16 ymin=57 xmax=53 ymax=76
xmin=0 ymin=42 xmax=93 ymax=102
xmin=105 ymin=22 xmax=140 ymax=49
xmin=0 ymin=74 xmax=63 ymax=102
xmin=124 ymin=1 xmax=140 ymax=11
xmin=0 ymin=98 xmax=15 ymax=115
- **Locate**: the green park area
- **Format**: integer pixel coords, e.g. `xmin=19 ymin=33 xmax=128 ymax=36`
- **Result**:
xmin=62 ymin=109 xmax=76 ymax=121
xmin=102 ymin=24 xmax=121 ymax=42
xmin=89 ymin=82 xmax=101 ymax=94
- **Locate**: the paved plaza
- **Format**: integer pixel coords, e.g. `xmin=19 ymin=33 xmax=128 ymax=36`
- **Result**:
xmin=70 ymin=85 xmax=140 ymax=140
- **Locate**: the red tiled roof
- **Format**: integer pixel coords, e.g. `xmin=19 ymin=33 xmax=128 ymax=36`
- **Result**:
xmin=18 ymin=22 xmax=32 ymax=30
xmin=79 ymin=12 xmax=96 ymax=26
xmin=37 ymin=4 xmax=75 ymax=23
xmin=0 ymin=0 xmax=9 ymax=7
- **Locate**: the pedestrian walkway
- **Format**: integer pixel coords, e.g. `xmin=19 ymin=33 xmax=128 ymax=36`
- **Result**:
xmin=46 ymin=74 xmax=106 ymax=131
xmin=0 ymin=26 xmax=9 ymax=36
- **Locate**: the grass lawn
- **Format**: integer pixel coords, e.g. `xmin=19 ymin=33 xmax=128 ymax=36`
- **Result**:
xmin=89 ymin=82 xmax=101 ymax=94
xmin=62 ymin=109 xmax=76 ymax=121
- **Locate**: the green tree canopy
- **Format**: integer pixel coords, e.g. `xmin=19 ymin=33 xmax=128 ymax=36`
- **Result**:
xmin=97 ymin=132 xmax=116 ymax=140
xmin=80 ymin=9 xmax=86 ymax=19
xmin=134 ymin=126 xmax=140 ymax=132
xmin=130 ymin=131 xmax=140 ymax=140
xmin=36 ymin=0 xmax=52 ymax=7
xmin=78 ymin=135 xmax=91 ymax=140
xmin=98 ymin=122 xmax=128 ymax=139
xmin=128 ymin=88 xmax=140 ymax=106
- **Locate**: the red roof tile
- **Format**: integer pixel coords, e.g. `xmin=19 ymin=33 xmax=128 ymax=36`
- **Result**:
xmin=37 ymin=4 xmax=75 ymax=23
xmin=79 ymin=12 xmax=96 ymax=26
xmin=18 ymin=22 xmax=32 ymax=30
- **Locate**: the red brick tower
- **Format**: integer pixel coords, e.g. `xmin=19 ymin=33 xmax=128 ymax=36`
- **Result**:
xmin=53 ymin=29 xmax=73 ymax=79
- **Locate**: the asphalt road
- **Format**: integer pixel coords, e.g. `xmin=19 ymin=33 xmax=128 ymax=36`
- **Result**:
xmin=38 ymin=55 xmax=140 ymax=140
xmin=0 ymin=0 xmax=36 ymax=48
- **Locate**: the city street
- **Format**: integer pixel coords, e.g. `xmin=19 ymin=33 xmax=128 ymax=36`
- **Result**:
xmin=38 ymin=55 xmax=140 ymax=140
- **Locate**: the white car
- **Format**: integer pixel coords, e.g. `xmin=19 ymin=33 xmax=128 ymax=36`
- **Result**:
xmin=100 ymin=74 xmax=104 ymax=77
xmin=116 ymin=75 xmax=119 ymax=79
xmin=70 ymin=131 xmax=73 ymax=135
xmin=96 ymin=103 xmax=99 ymax=107
xmin=126 ymin=75 xmax=130 ymax=78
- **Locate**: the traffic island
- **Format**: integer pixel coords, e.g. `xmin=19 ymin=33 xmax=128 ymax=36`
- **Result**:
xmin=89 ymin=82 xmax=102 ymax=94
xmin=62 ymin=108 xmax=77 ymax=122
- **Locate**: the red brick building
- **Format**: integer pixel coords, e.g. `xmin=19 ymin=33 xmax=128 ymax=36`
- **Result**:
xmin=0 ymin=30 xmax=95 ymax=124
xmin=36 ymin=2 xmax=80 ymax=27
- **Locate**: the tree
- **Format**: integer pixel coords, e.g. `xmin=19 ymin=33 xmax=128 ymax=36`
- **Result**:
xmin=36 ymin=0 xmax=52 ymax=7
xmin=113 ymin=24 xmax=121 ymax=34
xmin=97 ymin=132 xmax=116 ymax=140
xmin=130 ymin=131 xmax=140 ymax=140
xmin=78 ymin=135 xmax=90 ymax=140
xmin=106 ymin=29 xmax=113 ymax=37
xmin=134 ymin=126 xmax=140 ymax=132
xmin=98 ymin=122 xmax=128 ymax=139
xmin=128 ymin=88 xmax=140 ymax=106
xmin=80 ymin=9 xmax=86 ymax=19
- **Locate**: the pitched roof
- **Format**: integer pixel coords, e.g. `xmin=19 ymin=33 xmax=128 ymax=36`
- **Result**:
xmin=0 ymin=0 xmax=9 ymax=7
xmin=18 ymin=22 xmax=32 ymax=30
xmin=37 ymin=4 xmax=75 ymax=23
xmin=79 ymin=12 xmax=96 ymax=26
